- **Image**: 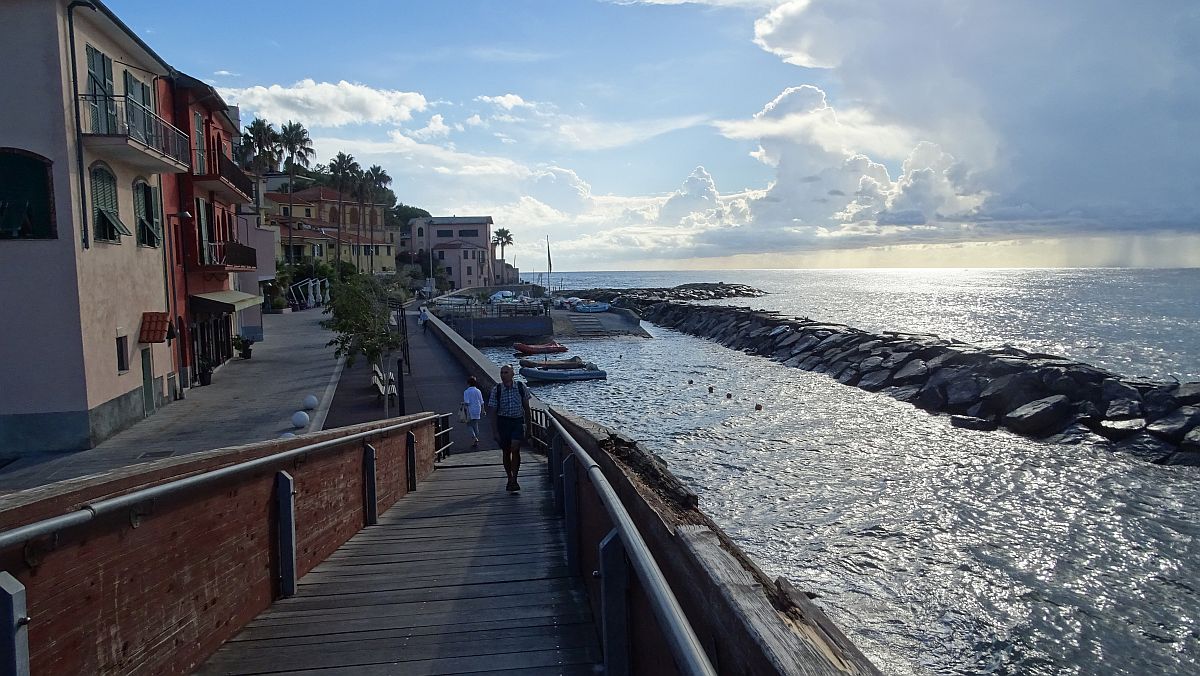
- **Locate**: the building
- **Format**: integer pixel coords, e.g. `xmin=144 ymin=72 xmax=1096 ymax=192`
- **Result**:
xmin=0 ymin=0 xmax=189 ymax=452
xmin=408 ymin=216 xmax=495 ymax=289
xmin=167 ymin=72 xmax=259 ymax=378
xmin=264 ymin=188 xmax=394 ymax=271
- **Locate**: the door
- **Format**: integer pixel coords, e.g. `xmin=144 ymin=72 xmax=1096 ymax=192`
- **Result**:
xmin=140 ymin=347 xmax=155 ymax=416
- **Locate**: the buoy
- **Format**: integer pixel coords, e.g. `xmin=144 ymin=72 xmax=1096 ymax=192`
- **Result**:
xmin=708 ymin=386 xmax=715 ymax=393
xmin=755 ymin=403 xmax=763 ymax=411
xmin=302 ymin=394 xmax=319 ymax=410
xmin=726 ymin=393 xmax=732 ymax=399
xmin=687 ymin=379 xmax=694 ymax=385
xmin=291 ymin=411 xmax=310 ymax=428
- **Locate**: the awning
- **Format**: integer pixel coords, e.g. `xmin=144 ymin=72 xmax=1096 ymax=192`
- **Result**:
xmin=190 ymin=290 xmax=263 ymax=314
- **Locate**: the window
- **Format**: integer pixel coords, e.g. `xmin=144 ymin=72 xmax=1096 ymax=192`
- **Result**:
xmin=437 ymin=250 xmax=444 ymax=260
xmin=467 ymin=266 xmax=472 ymax=275
xmin=369 ymin=210 xmax=378 ymax=226
xmin=463 ymin=250 xmax=469 ymax=260
xmin=349 ymin=207 xmax=359 ymax=224
xmin=457 ymin=229 xmax=479 ymax=238
xmin=123 ymin=71 xmax=154 ymax=144
xmin=85 ymin=45 xmax=115 ymax=134
xmin=282 ymin=206 xmax=290 ymax=216
xmin=374 ymin=245 xmax=380 ymax=256
xmin=91 ymin=165 xmax=129 ymax=241
xmin=193 ymin=111 xmax=206 ymax=174
xmin=132 ymin=179 xmax=162 ymax=247
xmin=445 ymin=266 xmax=452 ymax=276
xmin=329 ymin=206 xmax=339 ymax=223
xmin=417 ymin=227 xmax=424 ymax=237
xmin=116 ymin=335 xmax=129 ymax=373
xmin=313 ymin=243 xmax=323 ymax=257
xmin=304 ymin=208 xmax=312 ymax=217
xmin=388 ymin=233 xmax=394 ymax=243
xmin=0 ymin=148 xmax=56 ymax=239
xmin=436 ymin=229 xmax=453 ymax=238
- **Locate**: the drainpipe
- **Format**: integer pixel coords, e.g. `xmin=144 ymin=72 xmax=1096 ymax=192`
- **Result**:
xmin=67 ymin=0 xmax=97 ymax=250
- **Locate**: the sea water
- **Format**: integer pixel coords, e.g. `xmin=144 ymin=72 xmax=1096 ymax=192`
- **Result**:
xmin=485 ymin=268 xmax=1199 ymax=675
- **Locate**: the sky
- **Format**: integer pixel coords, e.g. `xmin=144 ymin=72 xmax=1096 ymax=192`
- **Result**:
xmin=112 ymin=0 xmax=1200 ymax=271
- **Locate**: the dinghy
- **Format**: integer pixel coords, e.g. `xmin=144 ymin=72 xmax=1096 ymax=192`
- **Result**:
xmin=519 ymin=356 xmax=587 ymax=370
xmin=573 ymin=301 xmax=610 ymax=313
xmin=520 ymin=365 xmax=606 ymax=382
xmin=513 ymin=341 xmax=569 ymax=354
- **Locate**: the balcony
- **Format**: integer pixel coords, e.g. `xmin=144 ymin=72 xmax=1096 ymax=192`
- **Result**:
xmin=199 ymin=240 xmax=258 ymax=271
xmin=79 ymin=94 xmax=190 ymax=173
xmin=193 ymin=151 xmax=254 ymax=204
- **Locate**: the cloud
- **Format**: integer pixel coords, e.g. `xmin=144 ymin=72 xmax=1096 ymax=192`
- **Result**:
xmin=220 ymin=79 xmax=427 ymax=127
xmin=411 ymin=114 xmax=451 ymax=140
xmin=554 ymin=114 xmax=710 ymax=151
xmin=464 ymin=114 xmax=484 ymax=127
xmin=213 ymin=70 xmax=240 ymax=77
xmin=475 ymin=93 xmax=536 ymax=110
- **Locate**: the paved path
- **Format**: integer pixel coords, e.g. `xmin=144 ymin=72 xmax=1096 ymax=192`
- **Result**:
xmin=0 ymin=311 xmax=342 ymax=492
xmin=324 ymin=312 xmax=482 ymax=455
xmin=199 ymin=450 xmax=600 ymax=675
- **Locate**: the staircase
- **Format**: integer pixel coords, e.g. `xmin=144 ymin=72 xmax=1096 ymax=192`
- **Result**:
xmin=569 ymin=313 xmax=606 ymax=337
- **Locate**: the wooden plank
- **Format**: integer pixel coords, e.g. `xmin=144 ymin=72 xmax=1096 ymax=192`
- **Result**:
xmin=207 ymin=647 xmax=599 ymax=676
xmin=229 ymin=612 xmax=593 ymax=646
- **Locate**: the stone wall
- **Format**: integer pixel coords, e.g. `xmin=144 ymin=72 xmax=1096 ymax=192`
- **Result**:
xmin=641 ymin=302 xmax=1200 ymax=466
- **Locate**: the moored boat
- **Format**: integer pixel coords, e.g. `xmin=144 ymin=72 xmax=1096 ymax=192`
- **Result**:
xmin=573 ymin=301 xmax=610 ymax=313
xmin=519 ymin=356 xmax=587 ymax=370
xmin=520 ymin=366 xmax=607 ymax=382
xmin=513 ymin=341 xmax=569 ymax=354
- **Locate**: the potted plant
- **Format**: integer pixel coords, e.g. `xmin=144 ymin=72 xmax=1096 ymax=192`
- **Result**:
xmin=197 ymin=357 xmax=213 ymax=386
xmin=233 ymin=335 xmax=254 ymax=359
xmin=267 ymin=296 xmax=286 ymax=314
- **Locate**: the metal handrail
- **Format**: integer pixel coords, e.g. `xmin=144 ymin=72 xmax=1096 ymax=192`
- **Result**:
xmin=78 ymin=94 xmax=190 ymax=166
xmin=0 ymin=414 xmax=439 ymax=552
xmin=548 ymin=415 xmax=717 ymax=676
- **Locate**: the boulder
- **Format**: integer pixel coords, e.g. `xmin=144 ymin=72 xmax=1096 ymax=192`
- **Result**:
xmin=1102 ymin=378 xmax=1142 ymax=405
xmin=777 ymin=332 xmax=804 ymax=348
xmin=857 ymin=369 xmax=892 ymax=392
xmin=946 ymin=376 xmax=984 ymax=408
xmin=1105 ymin=399 xmax=1143 ymax=420
xmin=1174 ymin=382 xmax=1200 ymax=406
xmin=860 ymin=356 xmax=885 ymax=371
xmin=1044 ymin=423 xmax=1107 ymax=446
xmin=1003 ymin=395 xmax=1073 ymax=435
xmin=892 ymin=359 xmax=929 ymax=385
xmin=881 ymin=351 xmax=916 ymax=369
xmin=916 ymin=385 xmax=947 ymax=412
xmin=799 ymin=356 xmax=824 ymax=370
xmin=981 ymin=372 xmax=1047 ymax=414
xmin=883 ymin=385 xmax=922 ymax=402
xmin=783 ymin=354 xmax=806 ymax=368
xmin=836 ymin=368 xmax=860 ymax=385
xmin=1118 ymin=432 xmax=1178 ymax=461
xmin=1096 ymin=418 xmax=1146 ymax=440
xmin=1142 ymin=388 xmax=1180 ymax=421
xmin=1183 ymin=427 xmax=1200 ymax=453
xmin=1073 ymin=401 xmax=1103 ymax=425
xmin=951 ymin=415 xmax=998 ymax=431
xmin=1156 ymin=451 xmax=1200 ymax=467
xmin=791 ymin=335 xmax=821 ymax=355
xmin=1145 ymin=406 xmax=1200 ymax=443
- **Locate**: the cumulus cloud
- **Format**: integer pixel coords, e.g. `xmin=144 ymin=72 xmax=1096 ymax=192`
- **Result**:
xmin=411 ymin=114 xmax=451 ymax=140
xmin=475 ymin=93 xmax=535 ymax=110
xmin=213 ymin=70 xmax=240 ymax=77
xmin=220 ymin=79 xmax=426 ymax=127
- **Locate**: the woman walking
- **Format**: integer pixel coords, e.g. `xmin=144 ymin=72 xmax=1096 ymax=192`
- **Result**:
xmin=462 ymin=376 xmax=484 ymax=448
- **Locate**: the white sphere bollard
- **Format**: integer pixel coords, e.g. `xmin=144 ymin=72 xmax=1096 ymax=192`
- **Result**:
xmin=302 ymin=394 xmax=319 ymax=410
xmin=291 ymin=411 xmax=310 ymax=429
xmin=280 ymin=432 xmax=296 ymax=438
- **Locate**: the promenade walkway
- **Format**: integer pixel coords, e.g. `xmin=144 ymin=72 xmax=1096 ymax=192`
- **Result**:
xmin=200 ymin=450 xmax=600 ymax=675
xmin=0 ymin=311 xmax=342 ymax=492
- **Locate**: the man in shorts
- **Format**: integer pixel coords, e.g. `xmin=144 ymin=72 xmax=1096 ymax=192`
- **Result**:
xmin=488 ymin=365 xmax=531 ymax=492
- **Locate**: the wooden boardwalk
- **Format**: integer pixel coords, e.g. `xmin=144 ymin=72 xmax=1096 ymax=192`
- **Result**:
xmin=199 ymin=450 xmax=601 ymax=675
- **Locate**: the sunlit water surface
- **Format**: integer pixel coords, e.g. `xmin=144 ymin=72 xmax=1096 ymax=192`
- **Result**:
xmin=488 ymin=268 xmax=1199 ymax=674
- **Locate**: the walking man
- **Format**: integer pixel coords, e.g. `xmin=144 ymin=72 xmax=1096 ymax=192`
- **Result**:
xmin=488 ymin=365 xmax=531 ymax=492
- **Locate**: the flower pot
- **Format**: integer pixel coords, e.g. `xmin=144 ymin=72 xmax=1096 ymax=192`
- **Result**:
xmin=198 ymin=371 xmax=212 ymax=386
xmin=240 ymin=348 xmax=252 ymax=359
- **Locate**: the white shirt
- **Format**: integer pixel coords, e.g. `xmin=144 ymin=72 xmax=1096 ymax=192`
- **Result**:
xmin=463 ymin=386 xmax=484 ymax=419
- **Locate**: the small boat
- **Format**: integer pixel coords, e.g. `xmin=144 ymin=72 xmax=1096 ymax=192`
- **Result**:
xmin=513 ymin=341 xmax=569 ymax=355
xmin=519 ymin=356 xmax=586 ymax=370
xmin=572 ymin=301 xmax=610 ymax=313
xmin=520 ymin=366 xmax=606 ymax=382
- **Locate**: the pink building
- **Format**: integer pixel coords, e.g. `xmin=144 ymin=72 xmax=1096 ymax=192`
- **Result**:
xmin=409 ymin=216 xmax=495 ymax=290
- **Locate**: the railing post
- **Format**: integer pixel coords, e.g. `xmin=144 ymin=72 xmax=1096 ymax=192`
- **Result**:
xmin=363 ymin=443 xmax=378 ymax=526
xmin=562 ymin=453 xmax=579 ymax=574
xmin=396 ymin=358 xmax=406 ymax=416
xmin=406 ymin=430 xmax=418 ymax=492
xmin=275 ymin=471 xmax=297 ymax=598
xmin=0 ymin=572 xmax=29 ymax=676
xmin=548 ymin=431 xmax=561 ymax=485
xmin=599 ymin=529 xmax=631 ymax=676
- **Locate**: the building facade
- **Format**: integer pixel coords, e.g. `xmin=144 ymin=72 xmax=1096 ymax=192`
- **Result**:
xmin=0 ymin=0 xmax=188 ymax=452
xmin=408 ymin=216 xmax=495 ymax=289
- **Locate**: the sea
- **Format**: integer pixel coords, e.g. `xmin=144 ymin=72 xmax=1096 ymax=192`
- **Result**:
xmin=480 ymin=268 xmax=1200 ymax=676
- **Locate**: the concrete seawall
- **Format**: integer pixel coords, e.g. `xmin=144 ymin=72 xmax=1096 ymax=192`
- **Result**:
xmin=637 ymin=301 xmax=1200 ymax=466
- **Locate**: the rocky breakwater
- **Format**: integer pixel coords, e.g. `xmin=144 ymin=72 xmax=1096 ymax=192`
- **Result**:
xmin=562 ymin=281 xmax=766 ymax=304
xmin=641 ymin=302 xmax=1200 ymax=466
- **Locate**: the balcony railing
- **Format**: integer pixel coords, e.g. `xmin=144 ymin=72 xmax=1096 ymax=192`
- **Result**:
xmin=202 ymin=240 xmax=258 ymax=269
xmin=216 ymin=154 xmax=254 ymax=200
xmin=79 ymin=94 xmax=190 ymax=167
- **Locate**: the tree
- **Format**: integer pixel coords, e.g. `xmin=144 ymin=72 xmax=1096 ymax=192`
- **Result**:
xmin=321 ymin=275 xmax=399 ymax=368
xmin=389 ymin=202 xmax=430 ymax=228
xmin=241 ymin=117 xmax=281 ymax=174
xmin=365 ymin=165 xmax=391 ymax=274
xmin=280 ymin=121 xmax=314 ymax=264
xmin=352 ymin=166 xmax=367 ymax=271
xmin=329 ymin=152 xmax=360 ymax=267
xmin=492 ymin=227 xmax=514 ymax=263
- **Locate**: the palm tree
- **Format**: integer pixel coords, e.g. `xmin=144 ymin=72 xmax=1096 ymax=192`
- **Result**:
xmin=329 ymin=152 xmax=360 ymax=268
xmin=492 ymin=228 xmax=514 ymax=282
xmin=241 ymin=117 xmax=281 ymax=174
xmin=364 ymin=165 xmax=391 ymax=274
xmin=351 ymin=166 xmax=368 ymax=270
xmin=279 ymin=121 xmax=313 ymax=265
